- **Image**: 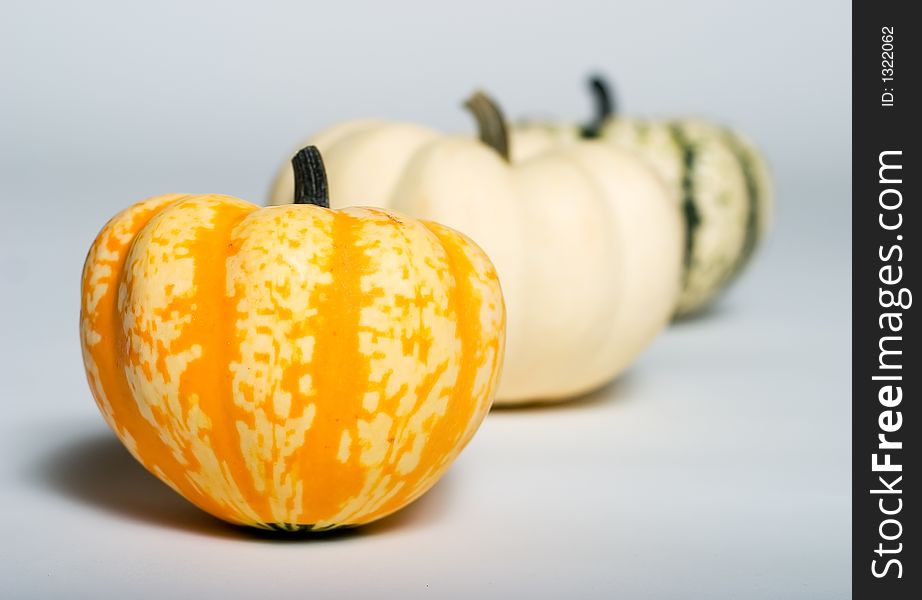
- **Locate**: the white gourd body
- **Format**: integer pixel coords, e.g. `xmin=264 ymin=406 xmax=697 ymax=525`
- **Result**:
xmin=511 ymin=118 xmax=773 ymax=317
xmin=270 ymin=122 xmax=682 ymax=404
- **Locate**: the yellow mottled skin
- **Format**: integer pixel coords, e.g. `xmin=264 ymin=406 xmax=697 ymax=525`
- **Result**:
xmin=81 ymin=195 xmax=504 ymax=529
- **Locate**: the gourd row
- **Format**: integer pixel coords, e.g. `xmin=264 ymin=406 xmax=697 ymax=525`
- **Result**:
xmin=269 ymin=80 xmax=772 ymax=404
xmin=80 ymin=77 xmax=771 ymax=531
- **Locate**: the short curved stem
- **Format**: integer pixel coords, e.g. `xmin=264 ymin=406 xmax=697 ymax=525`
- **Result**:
xmin=582 ymin=75 xmax=616 ymax=138
xmin=464 ymin=91 xmax=510 ymax=161
xmin=292 ymin=146 xmax=330 ymax=208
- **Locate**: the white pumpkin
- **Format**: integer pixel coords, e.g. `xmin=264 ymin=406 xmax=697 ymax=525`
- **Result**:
xmin=510 ymin=76 xmax=773 ymax=317
xmin=269 ymin=92 xmax=682 ymax=405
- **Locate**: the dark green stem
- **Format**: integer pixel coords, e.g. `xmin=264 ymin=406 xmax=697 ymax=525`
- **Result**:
xmin=292 ymin=146 xmax=329 ymax=208
xmin=464 ymin=91 xmax=510 ymax=161
xmin=581 ymin=75 xmax=616 ymax=138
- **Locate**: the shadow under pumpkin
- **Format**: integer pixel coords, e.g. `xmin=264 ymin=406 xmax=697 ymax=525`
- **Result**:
xmin=32 ymin=427 xmax=456 ymax=541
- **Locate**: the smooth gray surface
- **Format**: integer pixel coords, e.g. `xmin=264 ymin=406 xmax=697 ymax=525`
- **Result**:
xmin=1 ymin=1 xmax=850 ymax=598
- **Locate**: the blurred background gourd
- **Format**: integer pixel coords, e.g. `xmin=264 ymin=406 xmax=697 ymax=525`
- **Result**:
xmin=511 ymin=76 xmax=773 ymax=317
xmin=269 ymin=93 xmax=682 ymax=405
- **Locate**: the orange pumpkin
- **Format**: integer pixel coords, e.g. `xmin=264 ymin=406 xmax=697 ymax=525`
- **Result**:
xmin=80 ymin=147 xmax=505 ymax=530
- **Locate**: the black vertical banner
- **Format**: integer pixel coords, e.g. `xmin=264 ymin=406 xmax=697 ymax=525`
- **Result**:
xmin=853 ymin=2 xmax=918 ymax=597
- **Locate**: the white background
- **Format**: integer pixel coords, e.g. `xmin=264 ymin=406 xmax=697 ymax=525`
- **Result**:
xmin=1 ymin=1 xmax=850 ymax=598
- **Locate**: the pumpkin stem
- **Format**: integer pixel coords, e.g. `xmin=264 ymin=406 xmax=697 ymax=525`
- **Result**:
xmin=464 ymin=90 xmax=510 ymax=161
xmin=292 ymin=146 xmax=330 ymax=208
xmin=582 ymin=74 xmax=616 ymax=138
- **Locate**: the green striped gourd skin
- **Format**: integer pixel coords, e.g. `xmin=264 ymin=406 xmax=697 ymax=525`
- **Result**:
xmin=719 ymin=128 xmax=774 ymax=283
xmin=512 ymin=118 xmax=771 ymax=317
xmin=678 ymin=120 xmax=771 ymax=315
xmin=666 ymin=120 xmax=749 ymax=315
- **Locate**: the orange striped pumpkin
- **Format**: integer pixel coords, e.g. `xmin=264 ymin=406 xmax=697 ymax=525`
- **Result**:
xmin=80 ymin=147 xmax=505 ymax=531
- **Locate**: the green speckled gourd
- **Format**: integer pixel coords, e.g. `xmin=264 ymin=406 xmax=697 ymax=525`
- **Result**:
xmin=511 ymin=76 xmax=773 ymax=317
